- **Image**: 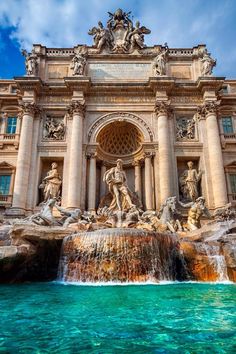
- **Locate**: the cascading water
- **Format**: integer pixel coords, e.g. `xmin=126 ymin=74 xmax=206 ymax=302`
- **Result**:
xmin=202 ymin=243 xmax=229 ymax=282
xmin=58 ymin=228 xmax=186 ymax=283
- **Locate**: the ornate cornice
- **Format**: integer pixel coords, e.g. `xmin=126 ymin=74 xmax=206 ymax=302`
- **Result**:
xmin=154 ymin=100 xmax=172 ymax=116
xmin=67 ymin=101 xmax=85 ymax=116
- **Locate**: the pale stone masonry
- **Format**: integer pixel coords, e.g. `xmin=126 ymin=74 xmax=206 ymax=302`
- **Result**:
xmin=0 ymin=10 xmax=236 ymax=215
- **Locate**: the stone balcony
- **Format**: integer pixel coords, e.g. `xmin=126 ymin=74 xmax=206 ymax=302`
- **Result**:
xmin=0 ymin=134 xmax=19 ymax=149
xmin=0 ymin=195 xmax=12 ymax=207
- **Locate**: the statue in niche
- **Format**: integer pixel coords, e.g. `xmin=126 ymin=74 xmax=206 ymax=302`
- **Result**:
xmin=103 ymin=159 xmax=135 ymax=211
xmin=200 ymin=51 xmax=216 ymax=76
xmin=179 ymin=197 xmax=211 ymax=231
xmin=153 ymin=44 xmax=169 ymax=76
xmin=127 ymin=21 xmax=151 ymax=52
xmin=44 ymin=117 xmax=65 ymax=140
xmin=179 ymin=161 xmax=202 ymax=202
xmin=176 ymin=117 xmax=196 ymax=141
xmin=88 ymin=21 xmax=113 ymax=52
xmin=22 ymin=49 xmax=38 ymax=76
xmin=70 ymin=47 xmax=87 ymax=76
xmin=39 ymin=162 xmax=62 ymax=202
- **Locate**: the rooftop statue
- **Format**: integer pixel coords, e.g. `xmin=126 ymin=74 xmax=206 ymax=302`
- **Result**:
xmin=153 ymin=44 xmax=169 ymax=76
xmin=200 ymin=51 xmax=216 ymax=76
xmin=88 ymin=9 xmax=151 ymax=53
xmin=22 ymin=49 xmax=38 ymax=76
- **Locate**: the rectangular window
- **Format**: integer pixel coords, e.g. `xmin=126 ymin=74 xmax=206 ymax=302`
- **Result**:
xmin=222 ymin=117 xmax=234 ymax=134
xmin=229 ymin=174 xmax=236 ymax=195
xmin=0 ymin=175 xmax=11 ymax=195
xmin=6 ymin=117 xmax=17 ymax=134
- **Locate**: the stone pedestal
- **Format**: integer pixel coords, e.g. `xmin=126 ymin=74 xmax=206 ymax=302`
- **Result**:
xmin=67 ymin=101 xmax=85 ymax=209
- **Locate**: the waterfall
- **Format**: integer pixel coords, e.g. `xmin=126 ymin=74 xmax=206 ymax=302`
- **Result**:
xmin=200 ymin=243 xmax=229 ymax=282
xmin=58 ymin=228 xmax=186 ymax=283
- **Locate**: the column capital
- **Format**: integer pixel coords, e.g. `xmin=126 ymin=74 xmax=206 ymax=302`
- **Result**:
xmin=86 ymin=151 xmax=97 ymax=159
xmin=68 ymin=100 xmax=85 ymax=116
xmin=144 ymin=151 xmax=155 ymax=159
xmin=18 ymin=102 xmax=40 ymax=117
xmin=154 ymin=99 xmax=172 ymax=117
xmin=201 ymin=100 xmax=220 ymax=117
xmin=132 ymin=158 xmax=143 ymax=167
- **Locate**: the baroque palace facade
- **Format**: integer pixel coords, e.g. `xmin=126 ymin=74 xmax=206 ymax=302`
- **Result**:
xmin=0 ymin=9 xmax=236 ymax=216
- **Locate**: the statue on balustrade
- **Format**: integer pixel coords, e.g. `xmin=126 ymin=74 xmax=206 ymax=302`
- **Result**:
xmin=128 ymin=21 xmax=151 ymax=52
xmin=88 ymin=21 xmax=113 ymax=52
xmin=200 ymin=51 xmax=216 ymax=76
xmin=39 ymin=162 xmax=62 ymax=202
xmin=179 ymin=197 xmax=211 ymax=231
xmin=70 ymin=48 xmax=87 ymax=76
xmin=179 ymin=161 xmax=202 ymax=201
xmin=103 ymin=159 xmax=135 ymax=211
xmin=22 ymin=49 xmax=38 ymax=76
xmin=153 ymin=44 xmax=169 ymax=76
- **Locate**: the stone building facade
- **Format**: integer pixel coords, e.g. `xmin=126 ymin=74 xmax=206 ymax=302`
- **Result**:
xmin=0 ymin=10 xmax=236 ymax=216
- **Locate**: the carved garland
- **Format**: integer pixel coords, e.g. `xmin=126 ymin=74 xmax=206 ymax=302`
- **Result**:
xmin=88 ymin=112 xmax=154 ymax=142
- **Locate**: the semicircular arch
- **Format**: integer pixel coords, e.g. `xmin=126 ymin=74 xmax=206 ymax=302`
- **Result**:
xmin=88 ymin=112 xmax=154 ymax=143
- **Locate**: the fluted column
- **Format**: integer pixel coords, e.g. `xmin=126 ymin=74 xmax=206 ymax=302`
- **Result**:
xmin=12 ymin=102 xmax=39 ymax=211
xmin=87 ymin=152 xmax=97 ymax=211
xmin=144 ymin=153 xmax=153 ymax=210
xmin=155 ymin=100 xmax=172 ymax=203
xmin=133 ymin=159 xmax=142 ymax=201
xmin=100 ymin=163 xmax=107 ymax=198
xmin=203 ymin=101 xmax=228 ymax=207
xmin=67 ymin=101 xmax=85 ymax=208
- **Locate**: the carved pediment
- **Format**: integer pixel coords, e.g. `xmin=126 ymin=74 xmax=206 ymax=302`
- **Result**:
xmin=0 ymin=161 xmax=15 ymax=170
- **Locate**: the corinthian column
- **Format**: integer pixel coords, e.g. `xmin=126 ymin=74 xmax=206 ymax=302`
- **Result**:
xmin=203 ymin=101 xmax=228 ymax=207
xmin=87 ymin=152 xmax=97 ymax=212
xmin=133 ymin=159 xmax=142 ymax=201
xmin=155 ymin=100 xmax=172 ymax=203
xmin=144 ymin=153 xmax=153 ymax=210
xmin=67 ymin=101 xmax=85 ymax=208
xmin=12 ymin=102 xmax=39 ymax=212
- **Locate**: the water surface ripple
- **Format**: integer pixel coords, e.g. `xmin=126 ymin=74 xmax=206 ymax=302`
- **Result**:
xmin=0 ymin=283 xmax=235 ymax=353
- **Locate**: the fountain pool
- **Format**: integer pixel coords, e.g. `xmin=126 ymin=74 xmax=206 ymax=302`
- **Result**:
xmin=0 ymin=282 xmax=235 ymax=353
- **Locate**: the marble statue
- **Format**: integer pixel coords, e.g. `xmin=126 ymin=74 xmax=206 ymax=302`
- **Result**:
xmin=44 ymin=117 xmax=65 ymax=140
xmin=88 ymin=9 xmax=150 ymax=54
xmin=22 ymin=49 xmax=38 ymax=76
xmin=55 ymin=205 xmax=82 ymax=227
xmin=153 ymin=44 xmax=169 ymax=76
xmin=128 ymin=21 xmax=151 ymax=52
xmin=179 ymin=161 xmax=202 ymax=201
xmin=40 ymin=162 xmax=62 ymax=202
xmin=71 ymin=52 xmax=87 ymax=76
xmin=179 ymin=197 xmax=211 ymax=231
xmin=29 ymin=198 xmax=58 ymax=226
xmin=158 ymin=196 xmax=182 ymax=233
xmin=88 ymin=21 xmax=112 ymax=52
xmin=200 ymin=52 xmax=216 ymax=76
xmin=103 ymin=159 xmax=135 ymax=211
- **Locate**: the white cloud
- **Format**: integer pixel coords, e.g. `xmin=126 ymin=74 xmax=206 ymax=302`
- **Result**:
xmin=0 ymin=0 xmax=235 ymax=77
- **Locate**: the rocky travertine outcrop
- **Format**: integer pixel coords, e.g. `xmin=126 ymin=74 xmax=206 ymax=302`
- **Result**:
xmin=179 ymin=221 xmax=236 ymax=282
xmin=0 ymin=223 xmax=72 ymax=283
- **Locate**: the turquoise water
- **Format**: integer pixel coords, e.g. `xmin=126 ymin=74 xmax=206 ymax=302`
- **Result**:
xmin=0 ymin=283 xmax=235 ymax=353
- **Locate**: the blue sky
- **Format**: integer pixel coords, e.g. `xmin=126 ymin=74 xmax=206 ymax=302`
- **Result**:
xmin=0 ymin=0 xmax=236 ymax=79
